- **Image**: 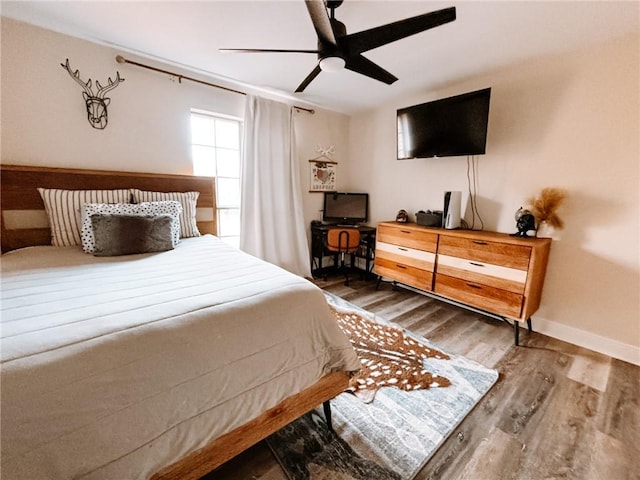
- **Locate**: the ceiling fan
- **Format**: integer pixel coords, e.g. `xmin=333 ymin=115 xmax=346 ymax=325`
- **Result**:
xmin=219 ymin=0 xmax=456 ymax=93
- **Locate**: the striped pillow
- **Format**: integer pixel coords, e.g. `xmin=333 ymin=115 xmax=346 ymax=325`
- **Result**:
xmin=131 ymin=190 xmax=200 ymax=238
xmin=37 ymin=188 xmax=132 ymax=247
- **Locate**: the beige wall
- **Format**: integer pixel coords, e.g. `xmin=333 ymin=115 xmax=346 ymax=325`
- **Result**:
xmin=347 ymin=33 xmax=640 ymax=364
xmin=295 ymin=108 xmax=350 ymax=226
xmin=1 ymin=19 xmax=244 ymax=175
xmin=0 ymin=17 xmax=349 ymax=237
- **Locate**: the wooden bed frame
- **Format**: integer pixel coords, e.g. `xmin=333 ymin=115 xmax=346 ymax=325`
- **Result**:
xmin=152 ymin=371 xmax=349 ymax=480
xmin=0 ymin=164 xmax=350 ymax=479
xmin=1 ymin=164 xmax=218 ymax=253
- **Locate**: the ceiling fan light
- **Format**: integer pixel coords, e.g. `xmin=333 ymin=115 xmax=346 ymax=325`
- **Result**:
xmin=319 ymin=56 xmax=345 ymax=72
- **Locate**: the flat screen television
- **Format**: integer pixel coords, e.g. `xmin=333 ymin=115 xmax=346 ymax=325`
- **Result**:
xmin=397 ymin=87 xmax=491 ymax=159
xmin=323 ymin=192 xmax=369 ymax=225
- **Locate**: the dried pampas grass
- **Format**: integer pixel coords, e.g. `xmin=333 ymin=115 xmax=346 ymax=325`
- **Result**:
xmin=527 ymin=187 xmax=567 ymax=229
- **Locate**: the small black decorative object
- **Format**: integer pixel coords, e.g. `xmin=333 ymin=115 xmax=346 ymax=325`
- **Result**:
xmin=60 ymin=58 xmax=125 ymax=130
xmin=396 ymin=209 xmax=409 ymax=223
xmin=511 ymin=207 xmax=536 ymax=238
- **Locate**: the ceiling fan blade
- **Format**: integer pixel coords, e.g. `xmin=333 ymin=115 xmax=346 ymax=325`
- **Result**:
xmin=295 ymin=64 xmax=322 ymax=93
xmin=343 ymin=6 xmax=456 ymax=54
xmin=345 ymin=54 xmax=398 ymax=85
xmin=219 ymin=48 xmax=319 ymax=54
xmin=304 ymin=0 xmax=337 ymax=46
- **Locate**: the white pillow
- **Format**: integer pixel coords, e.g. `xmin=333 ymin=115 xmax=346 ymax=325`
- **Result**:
xmin=80 ymin=201 xmax=182 ymax=254
xmin=38 ymin=188 xmax=132 ymax=247
xmin=131 ymin=190 xmax=200 ymax=238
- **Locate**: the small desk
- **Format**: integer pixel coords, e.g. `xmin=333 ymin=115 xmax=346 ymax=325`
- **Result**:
xmin=310 ymin=223 xmax=376 ymax=280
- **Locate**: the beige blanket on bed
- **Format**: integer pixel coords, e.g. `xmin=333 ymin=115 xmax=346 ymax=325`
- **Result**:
xmin=1 ymin=235 xmax=359 ymax=479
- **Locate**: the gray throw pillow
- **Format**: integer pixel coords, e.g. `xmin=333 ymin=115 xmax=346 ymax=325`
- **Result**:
xmin=91 ymin=214 xmax=175 ymax=257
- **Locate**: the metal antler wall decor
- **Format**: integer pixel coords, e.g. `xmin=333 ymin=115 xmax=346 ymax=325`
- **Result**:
xmin=60 ymin=58 xmax=125 ymax=129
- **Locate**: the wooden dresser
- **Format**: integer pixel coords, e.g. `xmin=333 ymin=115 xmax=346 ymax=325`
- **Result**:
xmin=374 ymin=221 xmax=552 ymax=345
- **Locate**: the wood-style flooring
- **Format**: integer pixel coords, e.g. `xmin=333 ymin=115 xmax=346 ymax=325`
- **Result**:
xmin=205 ymin=275 xmax=640 ymax=480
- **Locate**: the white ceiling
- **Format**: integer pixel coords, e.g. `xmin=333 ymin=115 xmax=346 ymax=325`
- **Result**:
xmin=2 ymin=1 xmax=638 ymax=114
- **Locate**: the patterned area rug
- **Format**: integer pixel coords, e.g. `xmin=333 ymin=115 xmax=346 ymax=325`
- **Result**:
xmin=266 ymin=293 xmax=499 ymax=480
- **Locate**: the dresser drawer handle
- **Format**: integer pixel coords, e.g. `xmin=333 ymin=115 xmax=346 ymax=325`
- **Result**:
xmin=400 ymin=230 xmax=411 ymax=234
xmin=472 ymin=241 xmax=489 ymax=245
xmin=466 ymin=283 xmax=482 ymax=289
xmin=469 ymin=261 xmax=484 ymax=267
xmin=398 ymin=247 xmax=408 ymax=251
xmin=396 ymin=264 xmax=407 ymax=269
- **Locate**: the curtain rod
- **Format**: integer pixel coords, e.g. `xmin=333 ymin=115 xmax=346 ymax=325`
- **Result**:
xmin=115 ymin=55 xmax=315 ymax=114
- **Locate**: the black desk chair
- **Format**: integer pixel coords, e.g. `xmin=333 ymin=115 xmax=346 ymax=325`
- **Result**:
xmin=326 ymin=227 xmax=361 ymax=285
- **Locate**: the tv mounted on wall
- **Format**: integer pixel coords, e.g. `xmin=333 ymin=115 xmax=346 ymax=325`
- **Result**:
xmin=397 ymin=87 xmax=491 ymax=159
xmin=322 ymin=192 xmax=369 ymax=225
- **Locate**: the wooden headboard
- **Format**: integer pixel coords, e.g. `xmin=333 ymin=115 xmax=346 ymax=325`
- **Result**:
xmin=1 ymin=165 xmax=216 ymax=253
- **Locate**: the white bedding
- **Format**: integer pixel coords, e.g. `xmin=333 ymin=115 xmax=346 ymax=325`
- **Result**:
xmin=0 ymin=235 xmax=359 ymax=479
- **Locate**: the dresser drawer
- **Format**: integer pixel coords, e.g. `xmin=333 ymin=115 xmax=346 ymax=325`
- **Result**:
xmin=434 ymin=274 xmax=523 ymax=319
xmin=436 ymin=254 xmax=526 ymax=294
xmin=438 ymin=235 xmax=531 ymax=270
xmin=374 ymin=257 xmax=434 ymax=291
xmin=376 ymin=241 xmax=436 ymax=271
xmin=377 ymin=224 xmax=438 ymax=252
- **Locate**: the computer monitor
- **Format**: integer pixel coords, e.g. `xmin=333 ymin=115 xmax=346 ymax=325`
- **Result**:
xmin=322 ymin=192 xmax=369 ymax=225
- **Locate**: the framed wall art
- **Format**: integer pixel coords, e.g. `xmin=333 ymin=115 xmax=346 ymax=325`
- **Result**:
xmin=309 ymin=159 xmax=337 ymax=192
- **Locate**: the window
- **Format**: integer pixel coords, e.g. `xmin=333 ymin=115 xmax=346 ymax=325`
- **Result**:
xmin=190 ymin=110 xmax=242 ymax=248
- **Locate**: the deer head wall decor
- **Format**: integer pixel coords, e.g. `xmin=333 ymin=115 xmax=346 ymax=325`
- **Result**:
xmin=60 ymin=59 xmax=125 ymax=130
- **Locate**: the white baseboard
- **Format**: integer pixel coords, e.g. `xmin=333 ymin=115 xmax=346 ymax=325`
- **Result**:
xmin=533 ymin=318 xmax=640 ymax=366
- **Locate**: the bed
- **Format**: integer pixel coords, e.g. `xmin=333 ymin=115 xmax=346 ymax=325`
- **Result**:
xmin=0 ymin=165 xmax=359 ymax=480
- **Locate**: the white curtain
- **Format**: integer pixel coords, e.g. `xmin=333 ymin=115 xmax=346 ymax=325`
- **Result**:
xmin=240 ymin=95 xmax=311 ymax=277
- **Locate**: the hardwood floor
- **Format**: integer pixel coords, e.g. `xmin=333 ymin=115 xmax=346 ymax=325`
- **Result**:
xmin=205 ymin=275 xmax=640 ymax=480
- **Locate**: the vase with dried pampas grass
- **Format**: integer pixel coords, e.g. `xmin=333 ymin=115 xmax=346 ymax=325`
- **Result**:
xmin=526 ymin=187 xmax=567 ymax=237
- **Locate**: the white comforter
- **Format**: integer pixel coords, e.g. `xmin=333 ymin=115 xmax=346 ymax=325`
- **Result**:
xmin=1 ymin=235 xmax=359 ymax=479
